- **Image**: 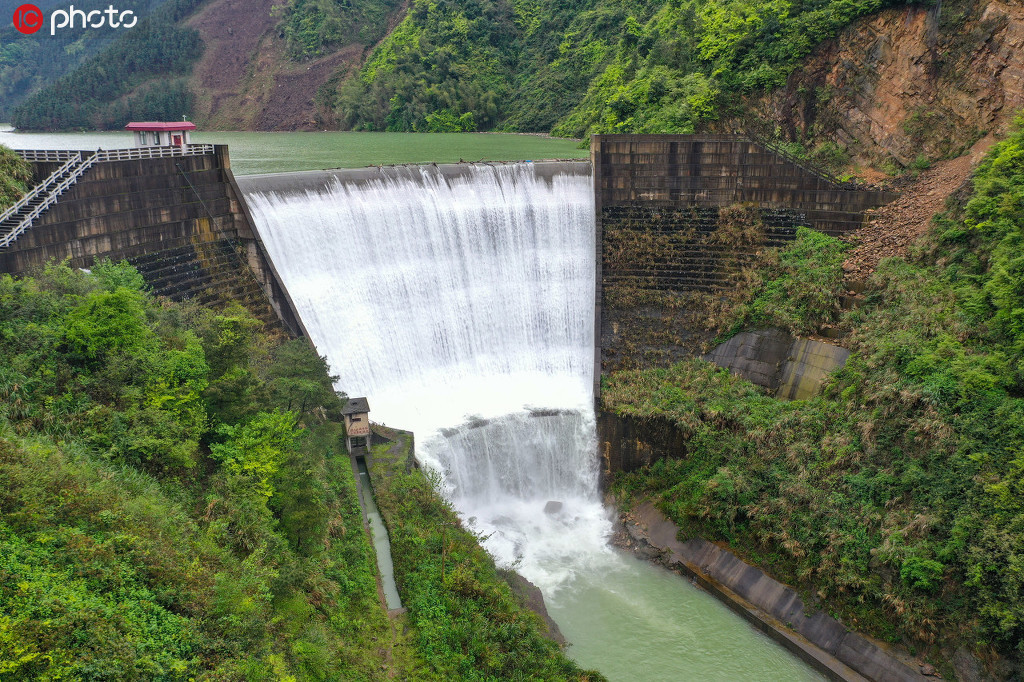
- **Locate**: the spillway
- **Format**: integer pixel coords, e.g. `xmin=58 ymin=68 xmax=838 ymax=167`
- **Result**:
xmin=240 ymin=162 xmax=821 ymax=680
xmin=243 ymin=162 xmax=603 ymax=586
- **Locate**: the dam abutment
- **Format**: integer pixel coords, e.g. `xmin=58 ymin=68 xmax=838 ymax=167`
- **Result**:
xmin=2 ymin=145 xmax=304 ymax=335
xmin=591 ymin=134 xmax=895 ymax=383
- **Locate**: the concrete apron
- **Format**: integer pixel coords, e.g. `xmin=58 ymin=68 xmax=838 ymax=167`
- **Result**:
xmin=617 ymin=501 xmax=930 ymax=682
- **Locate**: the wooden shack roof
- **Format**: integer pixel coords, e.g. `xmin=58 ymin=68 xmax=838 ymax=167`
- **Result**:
xmin=341 ymin=397 xmax=370 ymax=415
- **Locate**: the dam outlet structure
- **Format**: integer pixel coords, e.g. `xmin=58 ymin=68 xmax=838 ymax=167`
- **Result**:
xmin=238 ymin=161 xmax=823 ymax=681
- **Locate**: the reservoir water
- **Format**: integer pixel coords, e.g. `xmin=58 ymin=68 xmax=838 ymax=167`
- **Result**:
xmin=0 ymin=128 xmax=587 ymax=175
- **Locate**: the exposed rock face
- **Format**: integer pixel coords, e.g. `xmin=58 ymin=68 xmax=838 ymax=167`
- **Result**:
xmin=739 ymin=1 xmax=1024 ymax=166
xmin=498 ymin=570 xmax=566 ymax=645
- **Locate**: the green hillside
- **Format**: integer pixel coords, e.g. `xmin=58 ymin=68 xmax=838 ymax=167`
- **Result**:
xmin=10 ymin=0 xmax=204 ymax=130
xmin=606 ymin=118 xmax=1024 ymax=675
xmin=329 ymin=0 xmax=904 ymax=135
xmin=10 ymin=0 xmax=908 ymax=133
xmin=0 ymin=0 xmax=171 ymax=121
xmin=0 ymin=259 xmax=596 ymax=679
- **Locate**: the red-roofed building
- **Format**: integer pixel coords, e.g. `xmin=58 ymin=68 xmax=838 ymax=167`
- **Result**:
xmin=125 ymin=121 xmax=196 ymax=148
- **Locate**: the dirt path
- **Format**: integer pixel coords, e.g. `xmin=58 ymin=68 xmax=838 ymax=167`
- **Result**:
xmin=842 ymin=135 xmax=997 ymax=282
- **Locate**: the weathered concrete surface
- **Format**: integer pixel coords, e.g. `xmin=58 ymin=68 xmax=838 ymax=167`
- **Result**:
xmin=594 ymin=134 xmax=893 ymax=383
xmin=1 ymin=146 xmax=303 ymax=336
xmin=703 ymin=329 xmax=794 ymax=393
xmin=597 ymin=412 xmax=688 ymax=486
xmin=618 ymin=501 xmax=930 ymax=682
xmin=778 ymin=337 xmax=852 ymax=400
xmin=704 ymin=329 xmax=851 ymax=400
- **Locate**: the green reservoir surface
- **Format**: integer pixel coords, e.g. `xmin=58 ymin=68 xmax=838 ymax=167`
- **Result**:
xmin=0 ymin=128 xmax=588 ymax=175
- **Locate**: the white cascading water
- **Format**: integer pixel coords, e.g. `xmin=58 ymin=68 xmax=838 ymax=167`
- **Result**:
xmin=243 ymin=164 xmax=823 ymax=681
xmin=244 ymin=163 xmax=613 ymax=591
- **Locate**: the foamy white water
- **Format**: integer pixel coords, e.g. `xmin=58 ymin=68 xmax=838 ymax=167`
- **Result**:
xmin=243 ymin=162 xmax=823 ymax=680
xmin=245 ymin=163 xmax=612 ymax=592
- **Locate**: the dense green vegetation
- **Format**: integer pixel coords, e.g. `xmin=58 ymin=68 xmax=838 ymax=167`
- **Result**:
xmin=369 ymin=431 xmax=603 ymax=681
xmin=330 ymin=0 xmax=905 ymax=135
xmin=0 ymin=0 xmax=170 ymax=121
xmin=278 ymin=0 xmax=404 ymax=59
xmin=0 ymin=261 xmax=406 ymax=678
xmin=702 ymin=225 xmax=852 ymax=339
xmin=606 ymin=120 xmax=1024 ymax=673
xmin=0 ymin=258 xmax=589 ymax=677
xmin=10 ymin=0 xmax=205 ymax=130
xmin=0 ymin=145 xmax=31 ymax=211
xmin=10 ymin=0 xmax=909 ymax=134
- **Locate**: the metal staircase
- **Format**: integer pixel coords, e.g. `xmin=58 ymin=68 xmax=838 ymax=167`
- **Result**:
xmin=1 ymin=144 xmax=217 ymax=251
xmin=0 ymin=151 xmax=99 ymax=250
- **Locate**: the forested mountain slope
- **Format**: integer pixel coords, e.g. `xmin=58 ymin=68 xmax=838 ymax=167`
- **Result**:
xmin=7 ymin=0 xmax=406 ymax=130
xmin=9 ymin=0 xmax=206 ymax=129
xmin=330 ymin=0 xmax=905 ymax=134
xmin=0 ymin=0 xmax=170 ymax=121
xmin=184 ymin=0 xmax=406 ymax=130
xmin=10 ymin=0 xmax=1024 ymax=166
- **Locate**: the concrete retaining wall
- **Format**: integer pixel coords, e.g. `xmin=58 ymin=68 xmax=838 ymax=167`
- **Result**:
xmin=620 ymin=501 xmax=930 ymax=682
xmin=597 ymin=412 xmax=686 ymax=486
xmin=594 ymin=134 xmax=894 ymax=383
xmin=704 ymin=329 xmax=851 ymax=400
xmin=0 ymin=146 xmax=304 ymax=336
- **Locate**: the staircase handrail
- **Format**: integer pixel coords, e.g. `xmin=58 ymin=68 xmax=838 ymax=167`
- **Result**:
xmin=14 ymin=149 xmax=81 ymax=163
xmin=0 ymin=153 xmax=82 ymax=225
xmin=15 ymin=144 xmax=216 ymax=165
xmin=748 ymin=135 xmax=862 ymax=190
xmin=0 ymin=151 xmax=100 ymax=249
xmin=94 ymin=144 xmax=215 ymax=161
xmin=2 ymin=145 xmax=218 ymax=250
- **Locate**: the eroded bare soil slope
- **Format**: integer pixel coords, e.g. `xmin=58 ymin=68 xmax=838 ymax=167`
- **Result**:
xmin=185 ymin=0 xmax=372 ymax=130
xmin=743 ymin=1 xmax=1024 ymax=167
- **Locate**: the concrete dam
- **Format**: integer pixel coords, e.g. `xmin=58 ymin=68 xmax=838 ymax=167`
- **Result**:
xmin=233 ymin=159 xmax=827 ymax=680
xmin=1 ymin=138 xmax=902 ymax=680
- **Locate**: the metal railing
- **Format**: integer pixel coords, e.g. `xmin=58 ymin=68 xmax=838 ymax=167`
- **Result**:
xmin=0 ymin=153 xmax=82 ymax=224
xmin=14 ymin=149 xmax=81 ymax=162
xmin=0 ymin=151 xmax=101 ymax=250
xmin=2 ymin=144 xmax=218 ymax=250
xmin=14 ymin=144 xmax=215 ymax=163
xmin=94 ymin=144 xmax=215 ymax=161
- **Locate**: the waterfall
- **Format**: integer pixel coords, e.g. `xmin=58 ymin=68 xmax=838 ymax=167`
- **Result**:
xmin=243 ymin=162 xmax=610 ymax=590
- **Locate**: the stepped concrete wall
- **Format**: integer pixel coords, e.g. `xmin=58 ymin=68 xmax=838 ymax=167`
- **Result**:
xmin=0 ymin=146 xmax=304 ymax=336
xmin=593 ymin=134 xmax=895 ymax=385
